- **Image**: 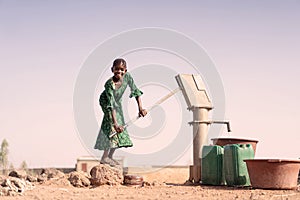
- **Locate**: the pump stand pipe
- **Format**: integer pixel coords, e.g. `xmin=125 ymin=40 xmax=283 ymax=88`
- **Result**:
xmin=188 ymin=107 xmax=211 ymax=183
xmin=188 ymin=117 xmax=231 ymax=183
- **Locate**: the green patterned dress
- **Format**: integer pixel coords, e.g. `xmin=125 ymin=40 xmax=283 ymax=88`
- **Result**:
xmin=94 ymin=72 xmax=143 ymax=150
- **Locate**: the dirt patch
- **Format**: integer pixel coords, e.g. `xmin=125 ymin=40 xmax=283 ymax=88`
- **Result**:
xmin=1 ymin=167 xmax=299 ymax=200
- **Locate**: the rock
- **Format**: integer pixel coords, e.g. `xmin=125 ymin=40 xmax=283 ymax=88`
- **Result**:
xmin=26 ymin=175 xmax=38 ymax=182
xmin=90 ymin=164 xmax=123 ymax=186
xmin=3 ymin=177 xmax=25 ymax=193
xmin=37 ymin=174 xmax=47 ymax=183
xmin=43 ymin=176 xmax=71 ymax=187
xmin=143 ymin=181 xmax=151 ymax=187
xmin=0 ymin=175 xmax=7 ymax=184
xmin=41 ymin=168 xmax=65 ymax=179
xmin=68 ymin=171 xmax=90 ymax=187
xmin=8 ymin=170 xmax=27 ymax=179
xmin=142 ymin=180 xmax=166 ymax=187
xmin=8 ymin=170 xmax=38 ymax=183
xmin=0 ymin=177 xmax=34 ymax=196
xmin=0 ymin=186 xmax=10 ymax=196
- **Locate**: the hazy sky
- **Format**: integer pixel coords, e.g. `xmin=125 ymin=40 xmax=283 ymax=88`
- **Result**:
xmin=1 ymin=0 xmax=299 ymax=168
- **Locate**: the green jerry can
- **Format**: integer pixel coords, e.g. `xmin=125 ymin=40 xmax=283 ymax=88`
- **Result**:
xmin=201 ymin=145 xmax=225 ymax=185
xmin=224 ymin=144 xmax=254 ymax=186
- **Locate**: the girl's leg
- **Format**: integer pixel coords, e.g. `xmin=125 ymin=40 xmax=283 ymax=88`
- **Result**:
xmin=108 ymin=148 xmax=120 ymax=165
xmin=101 ymin=150 xmax=109 ymax=160
xmin=100 ymin=149 xmax=116 ymax=166
xmin=108 ymin=148 xmax=116 ymax=159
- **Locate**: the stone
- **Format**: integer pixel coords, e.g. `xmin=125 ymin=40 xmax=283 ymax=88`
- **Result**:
xmin=0 ymin=175 xmax=7 ymax=184
xmin=8 ymin=170 xmax=38 ymax=183
xmin=41 ymin=168 xmax=65 ymax=179
xmin=0 ymin=186 xmax=10 ymax=196
xmin=8 ymin=170 xmax=27 ymax=179
xmin=26 ymin=175 xmax=38 ymax=182
xmin=37 ymin=174 xmax=47 ymax=183
xmin=90 ymin=164 xmax=123 ymax=186
xmin=0 ymin=177 xmax=34 ymax=196
xmin=68 ymin=171 xmax=90 ymax=187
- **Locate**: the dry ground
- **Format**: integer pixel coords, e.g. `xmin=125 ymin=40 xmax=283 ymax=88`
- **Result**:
xmin=2 ymin=167 xmax=300 ymax=200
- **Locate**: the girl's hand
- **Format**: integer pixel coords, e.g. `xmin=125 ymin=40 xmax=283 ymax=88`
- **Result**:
xmin=113 ymin=124 xmax=124 ymax=133
xmin=138 ymin=109 xmax=147 ymax=117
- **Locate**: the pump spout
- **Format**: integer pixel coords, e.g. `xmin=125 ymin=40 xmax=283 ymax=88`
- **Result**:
xmin=188 ymin=120 xmax=231 ymax=132
xmin=210 ymin=121 xmax=231 ymax=132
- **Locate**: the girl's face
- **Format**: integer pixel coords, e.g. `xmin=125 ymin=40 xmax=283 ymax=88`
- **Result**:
xmin=112 ymin=64 xmax=127 ymax=80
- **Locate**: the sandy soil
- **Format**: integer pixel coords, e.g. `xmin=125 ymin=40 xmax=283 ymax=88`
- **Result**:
xmin=2 ymin=168 xmax=300 ymax=200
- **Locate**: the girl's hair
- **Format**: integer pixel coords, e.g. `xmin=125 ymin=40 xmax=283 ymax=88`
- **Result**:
xmin=112 ymin=58 xmax=127 ymax=69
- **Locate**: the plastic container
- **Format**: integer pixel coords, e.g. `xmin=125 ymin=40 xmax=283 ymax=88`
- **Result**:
xmin=244 ymin=159 xmax=300 ymax=189
xmin=123 ymin=174 xmax=144 ymax=186
xmin=201 ymin=145 xmax=225 ymax=185
xmin=224 ymin=144 xmax=254 ymax=186
xmin=211 ymin=137 xmax=258 ymax=154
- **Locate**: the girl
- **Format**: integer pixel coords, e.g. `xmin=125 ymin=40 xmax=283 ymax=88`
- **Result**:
xmin=94 ymin=58 xmax=147 ymax=166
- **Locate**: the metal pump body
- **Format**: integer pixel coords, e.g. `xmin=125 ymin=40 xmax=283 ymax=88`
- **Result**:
xmin=175 ymin=74 xmax=230 ymax=183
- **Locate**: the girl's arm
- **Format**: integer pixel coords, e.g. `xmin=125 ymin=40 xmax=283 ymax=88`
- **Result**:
xmin=103 ymin=80 xmax=124 ymax=133
xmin=135 ymin=96 xmax=147 ymax=117
xmin=126 ymin=73 xmax=147 ymax=117
xmin=111 ymin=109 xmax=124 ymax=133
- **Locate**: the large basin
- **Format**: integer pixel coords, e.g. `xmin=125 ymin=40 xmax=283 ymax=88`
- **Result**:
xmin=244 ymin=159 xmax=300 ymax=189
xmin=211 ymin=137 xmax=258 ymax=154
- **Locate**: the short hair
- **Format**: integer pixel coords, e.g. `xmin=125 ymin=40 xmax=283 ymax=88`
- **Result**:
xmin=112 ymin=58 xmax=127 ymax=68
